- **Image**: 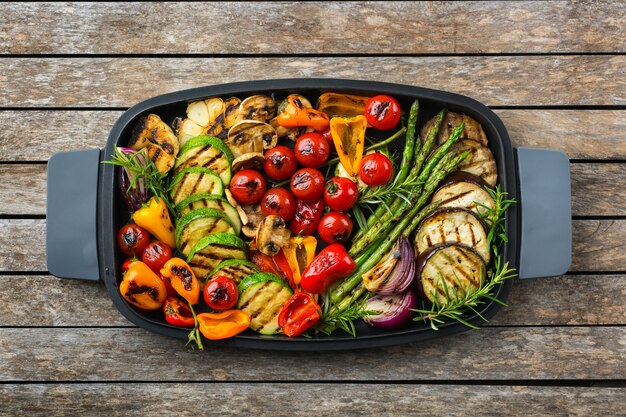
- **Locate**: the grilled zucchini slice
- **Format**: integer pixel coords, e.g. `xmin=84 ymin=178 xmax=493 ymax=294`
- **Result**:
xmin=208 ymin=259 xmax=260 ymax=284
xmin=169 ymin=167 xmax=223 ymax=206
xmin=175 ymin=193 xmax=241 ymax=234
xmin=186 ymin=233 xmax=248 ymax=280
xmin=416 ymin=243 xmax=486 ymax=305
xmin=415 ymin=208 xmax=490 ymax=264
xmin=237 ymin=272 xmax=293 ymax=335
xmin=175 ymin=208 xmax=236 ymax=255
xmin=174 ymin=135 xmax=234 ymax=184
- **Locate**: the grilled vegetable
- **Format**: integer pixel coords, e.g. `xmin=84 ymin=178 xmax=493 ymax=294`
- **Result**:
xmin=128 ymin=114 xmax=180 ymax=174
xmin=283 ymin=236 xmax=317 ymax=292
xmin=203 ymin=275 xmax=239 ymax=310
xmin=175 ymin=208 xmax=236 ymax=255
xmin=364 ymin=289 xmax=416 ymax=329
xmin=431 ymin=172 xmax=496 ymax=219
xmin=232 ymin=152 xmax=264 ymax=173
xmin=223 ymin=97 xmax=243 ymax=129
xmin=420 ymin=112 xmax=488 ymax=147
xmin=239 ymin=95 xmax=276 ymax=122
xmin=237 ymin=272 xmax=293 ymax=335
xmin=186 ymin=233 xmax=248 ymax=280
xmin=300 ymin=244 xmax=356 ymax=294
xmin=169 ymin=167 xmax=224 ymax=206
xmin=175 ymin=98 xmax=226 ymax=146
xmin=226 ymin=120 xmax=276 ymax=157
xmin=196 ymin=310 xmax=250 ymax=340
xmin=173 ymin=135 xmax=234 ymax=184
xmin=163 ymin=297 xmax=195 ymax=327
xmin=415 ymin=244 xmax=486 ymax=305
xmin=115 ymin=148 xmax=151 ymax=211
xmin=174 ymin=194 xmax=241 ymax=235
xmin=160 ymin=257 xmax=200 ymax=305
xmin=450 ymin=139 xmax=497 ymax=187
xmin=207 ymin=259 xmax=260 ymax=284
xmin=316 ymin=92 xmax=371 ymax=118
xmin=120 ymin=260 xmax=168 ymax=310
xmin=330 ymin=115 xmax=367 ymax=177
xmin=362 ymin=237 xmax=415 ymax=295
xmin=132 ymin=197 xmax=176 ymax=249
xmin=278 ymin=292 xmax=321 ymax=337
xmin=276 ymin=94 xmax=330 ymax=132
xmin=269 ymin=116 xmax=303 ymax=141
xmin=225 ymin=189 xmax=264 ymax=238
xmin=256 ymin=215 xmax=291 ymax=256
xmin=415 ymin=208 xmax=490 ymax=264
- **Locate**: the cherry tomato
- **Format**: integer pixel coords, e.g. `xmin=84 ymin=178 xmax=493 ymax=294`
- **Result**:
xmin=141 ymin=241 xmax=173 ymax=273
xmin=364 ymin=95 xmax=401 ymax=130
xmin=158 ymin=273 xmax=178 ymax=298
xmin=121 ymin=258 xmax=136 ymax=273
xmin=359 ymin=153 xmax=394 ymax=186
xmin=324 ymin=177 xmax=359 ymax=212
xmin=261 ymin=187 xmax=296 ymax=221
xmin=317 ymin=212 xmax=353 ymax=244
xmin=294 ymin=132 xmax=330 ymax=168
xmin=319 ymin=127 xmax=336 ymax=153
xmin=278 ymin=292 xmax=321 ymax=337
xmin=290 ymin=168 xmax=325 ymax=202
xmin=290 ymin=199 xmax=325 ymax=236
xmin=229 ymin=169 xmax=267 ymax=204
xmin=263 ymin=145 xmax=298 ymax=181
xmin=203 ymin=275 xmax=238 ymax=310
xmin=117 ymin=224 xmax=150 ymax=256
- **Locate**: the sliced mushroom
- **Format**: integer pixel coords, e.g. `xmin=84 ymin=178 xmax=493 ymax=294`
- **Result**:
xmin=240 ymin=95 xmax=276 ymax=122
xmin=256 ymin=215 xmax=291 ymax=256
xmin=232 ymin=152 xmax=265 ymax=173
xmin=225 ymin=189 xmax=263 ymax=238
xmin=269 ymin=117 xmax=302 ymax=141
xmin=226 ymin=120 xmax=276 ymax=157
xmin=223 ymin=97 xmax=242 ymax=129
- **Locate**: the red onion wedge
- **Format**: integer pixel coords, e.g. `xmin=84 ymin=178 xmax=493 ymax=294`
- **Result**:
xmin=116 ymin=147 xmax=151 ymax=211
xmin=364 ymin=289 xmax=417 ymax=329
xmin=362 ymin=237 xmax=415 ymax=295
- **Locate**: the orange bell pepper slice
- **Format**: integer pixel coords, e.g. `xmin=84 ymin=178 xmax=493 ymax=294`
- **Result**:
xmin=196 ymin=310 xmax=251 ymax=340
xmin=160 ymin=257 xmax=200 ymax=305
xmin=283 ymin=236 xmax=317 ymax=291
xmin=330 ymin=115 xmax=367 ymax=177
xmin=276 ymin=95 xmax=330 ymax=132
xmin=119 ymin=260 xmax=167 ymax=310
xmin=316 ymin=93 xmax=371 ymax=118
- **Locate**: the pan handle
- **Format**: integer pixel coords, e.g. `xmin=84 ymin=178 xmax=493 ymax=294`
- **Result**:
xmin=515 ymin=147 xmax=572 ymax=279
xmin=46 ymin=149 xmax=101 ymax=281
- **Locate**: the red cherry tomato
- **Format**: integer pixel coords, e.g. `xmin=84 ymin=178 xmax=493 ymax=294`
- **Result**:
xmin=117 ymin=224 xmax=150 ymax=256
xmin=364 ymin=95 xmax=401 ymax=130
xmin=203 ymin=275 xmax=239 ymax=310
xmin=290 ymin=168 xmax=325 ymax=202
xmin=317 ymin=212 xmax=353 ymax=244
xmin=319 ymin=128 xmax=336 ymax=153
xmin=290 ymin=199 xmax=325 ymax=236
xmin=263 ymin=145 xmax=298 ymax=181
xmin=324 ymin=177 xmax=359 ymax=212
xmin=141 ymin=241 xmax=173 ymax=273
xmin=121 ymin=258 xmax=136 ymax=273
xmin=229 ymin=169 xmax=267 ymax=204
xmin=359 ymin=153 xmax=394 ymax=186
xmin=261 ymin=187 xmax=296 ymax=221
xmin=294 ymin=132 xmax=330 ymax=168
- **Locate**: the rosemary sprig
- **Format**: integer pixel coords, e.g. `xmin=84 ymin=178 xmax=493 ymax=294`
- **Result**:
xmin=356 ymin=177 xmax=424 ymax=214
xmin=478 ymin=185 xmax=516 ymax=248
xmin=314 ymin=292 xmax=374 ymax=336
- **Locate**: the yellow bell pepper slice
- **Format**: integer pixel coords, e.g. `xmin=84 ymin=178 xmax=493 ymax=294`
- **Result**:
xmin=283 ymin=236 xmax=317 ymax=290
xmin=330 ymin=115 xmax=367 ymax=177
xmin=132 ymin=197 xmax=176 ymax=248
xmin=317 ymin=93 xmax=371 ymax=118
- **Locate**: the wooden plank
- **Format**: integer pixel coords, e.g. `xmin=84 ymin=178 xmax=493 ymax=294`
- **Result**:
xmin=2 ymin=2 xmax=624 ymax=54
xmin=0 ymin=56 xmax=624 ymax=107
xmin=1 ymin=219 xmax=624 ymax=272
xmin=2 ymin=384 xmax=624 ymax=417
xmin=1 ymin=274 xmax=622 ymax=327
xmin=0 ymin=327 xmax=623 ymax=381
xmin=2 ymin=162 xmax=624 ymax=216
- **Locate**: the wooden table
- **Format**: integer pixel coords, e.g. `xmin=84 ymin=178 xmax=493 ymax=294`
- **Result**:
xmin=1 ymin=2 xmax=625 ymax=415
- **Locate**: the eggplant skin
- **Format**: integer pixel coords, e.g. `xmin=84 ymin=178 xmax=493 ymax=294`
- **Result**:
xmin=415 ymin=243 xmax=486 ymax=305
xmin=415 ymin=208 xmax=490 ymax=264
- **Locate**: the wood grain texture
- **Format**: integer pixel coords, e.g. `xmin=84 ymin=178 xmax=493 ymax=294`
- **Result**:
xmin=0 ymin=327 xmax=624 ymax=381
xmin=0 ymin=56 xmax=624 ymax=107
xmin=2 ymin=163 xmax=623 ymax=216
xmin=1 ymin=2 xmax=624 ymax=54
xmin=1 ymin=219 xmax=622 ymax=272
xmin=2 ymin=384 xmax=624 ymax=417
xmin=1 ymin=274 xmax=623 ymax=327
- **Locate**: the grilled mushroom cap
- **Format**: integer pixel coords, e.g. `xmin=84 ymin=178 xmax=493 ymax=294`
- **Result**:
xmin=240 ymin=95 xmax=276 ymax=122
xmin=232 ymin=152 xmax=265 ymax=173
xmin=269 ymin=117 xmax=303 ymax=141
xmin=227 ymin=120 xmax=276 ymax=157
xmin=256 ymin=215 xmax=291 ymax=256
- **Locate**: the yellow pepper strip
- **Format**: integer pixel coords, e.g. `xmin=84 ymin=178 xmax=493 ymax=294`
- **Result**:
xmin=160 ymin=257 xmax=200 ymax=305
xmin=330 ymin=115 xmax=367 ymax=177
xmin=317 ymin=93 xmax=371 ymax=118
xmin=196 ymin=310 xmax=251 ymax=340
xmin=119 ymin=261 xmax=167 ymax=310
xmin=283 ymin=236 xmax=317 ymax=291
xmin=276 ymin=95 xmax=330 ymax=132
xmin=132 ymin=197 xmax=176 ymax=248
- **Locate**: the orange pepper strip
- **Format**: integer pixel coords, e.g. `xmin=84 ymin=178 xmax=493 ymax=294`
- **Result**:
xmin=160 ymin=257 xmax=200 ymax=305
xmin=132 ymin=197 xmax=176 ymax=249
xmin=119 ymin=261 xmax=167 ymax=310
xmin=276 ymin=95 xmax=330 ymax=132
xmin=196 ymin=310 xmax=251 ymax=340
xmin=283 ymin=236 xmax=317 ymax=290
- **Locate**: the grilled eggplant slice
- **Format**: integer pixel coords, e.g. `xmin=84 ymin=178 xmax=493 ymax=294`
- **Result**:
xmin=415 ymin=208 xmax=490 ymax=264
xmin=237 ymin=272 xmax=293 ymax=335
xmin=208 ymin=259 xmax=259 ymax=284
xmin=185 ymin=233 xmax=248 ymax=280
xmin=226 ymin=120 xmax=276 ymax=157
xmin=175 ymin=193 xmax=242 ymax=235
xmin=129 ymin=113 xmax=180 ymax=173
xmin=420 ymin=112 xmax=488 ymax=147
xmin=175 ymin=208 xmax=236 ymax=256
xmin=416 ymin=243 xmax=486 ymax=305
xmin=239 ymin=95 xmax=276 ymax=122
xmin=169 ymin=167 xmax=223 ymax=206
xmin=431 ymin=173 xmax=495 ymax=219
xmin=451 ymin=139 xmax=497 ymax=187
xmin=174 ymin=135 xmax=234 ymax=184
